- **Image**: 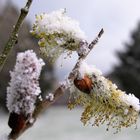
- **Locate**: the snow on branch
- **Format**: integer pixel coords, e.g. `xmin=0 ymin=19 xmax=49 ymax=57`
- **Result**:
xmin=7 ymin=50 xmax=44 ymax=139
xmin=70 ymin=62 xmax=140 ymax=133
xmin=31 ymin=9 xmax=87 ymax=62
xmin=7 ymin=50 xmax=45 ymax=115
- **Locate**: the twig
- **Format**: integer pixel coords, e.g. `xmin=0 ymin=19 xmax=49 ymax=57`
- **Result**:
xmin=8 ymin=28 xmax=104 ymax=140
xmin=0 ymin=0 xmax=33 ymax=72
xmin=68 ymin=28 xmax=104 ymax=81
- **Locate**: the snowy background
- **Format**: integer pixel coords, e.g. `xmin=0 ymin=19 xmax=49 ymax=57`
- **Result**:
xmin=0 ymin=107 xmax=140 ymax=140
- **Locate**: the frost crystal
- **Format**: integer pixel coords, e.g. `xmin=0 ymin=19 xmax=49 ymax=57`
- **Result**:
xmin=77 ymin=62 xmax=102 ymax=79
xmin=69 ymin=62 xmax=140 ymax=133
xmin=31 ymin=9 xmax=86 ymax=62
xmin=46 ymin=93 xmax=54 ymax=101
xmin=7 ymin=50 xmax=45 ymax=116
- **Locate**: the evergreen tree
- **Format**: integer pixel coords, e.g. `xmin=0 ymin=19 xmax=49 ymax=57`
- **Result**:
xmin=108 ymin=22 xmax=140 ymax=99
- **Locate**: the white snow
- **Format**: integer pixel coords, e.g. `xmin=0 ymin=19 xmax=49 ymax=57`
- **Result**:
xmin=121 ymin=93 xmax=140 ymax=112
xmin=78 ymin=61 xmax=102 ymax=79
xmin=46 ymin=93 xmax=54 ymax=101
xmin=31 ymin=9 xmax=86 ymax=45
xmin=77 ymin=62 xmax=140 ymax=113
xmin=6 ymin=50 xmax=45 ymax=116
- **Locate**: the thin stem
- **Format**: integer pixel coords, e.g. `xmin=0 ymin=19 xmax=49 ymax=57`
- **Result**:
xmin=0 ymin=0 xmax=33 ymax=72
xmin=68 ymin=28 xmax=104 ymax=81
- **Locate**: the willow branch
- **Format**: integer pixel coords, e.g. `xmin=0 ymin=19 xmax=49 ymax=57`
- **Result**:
xmin=0 ymin=0 xmax=33 ymax=72
xmin=35 ymin=28 xmax=104 ymax=117
xmin=8 ymin=28 xmax=104 ymax=140
xmin=68 ymin=28 xmax=104 ymax=81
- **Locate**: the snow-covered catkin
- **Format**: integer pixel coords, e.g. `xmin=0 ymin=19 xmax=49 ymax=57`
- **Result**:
xmin=69 ymin=62 xmax=140 ymax=133
xmin=6 ymin=50 xmax=45 ymax=116
xmin=31 ymin=9 xmax=86 ymax=62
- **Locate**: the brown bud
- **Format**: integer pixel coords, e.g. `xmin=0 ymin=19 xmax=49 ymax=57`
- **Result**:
xmin=74 ymin=75 xmax=92 ymax=94
xmin=8 ymin=112 xmax=26 ymax=136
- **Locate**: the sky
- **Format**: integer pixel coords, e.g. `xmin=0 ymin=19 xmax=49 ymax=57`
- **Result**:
xmin=2 ymin=0 xmax=140 ymax=79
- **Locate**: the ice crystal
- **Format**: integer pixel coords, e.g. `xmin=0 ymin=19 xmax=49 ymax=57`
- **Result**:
xmin=7 ymin=50 xmax=45 ymax=116
xmin=46 ymin=93 xmax=54 ymax=101
xmin=31 ymin=9 xmax=86 ymax=62
xmin=68 ymin=62 xmax=140 ymax=133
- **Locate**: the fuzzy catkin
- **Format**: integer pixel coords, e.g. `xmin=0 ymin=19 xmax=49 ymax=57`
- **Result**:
xmin=68 ymin=62 xmax=140 ymax=133
xmin=31 ymin=9 xmax=86 ymax=62
xmin=7 ymin=50 xmax=45 ymax=116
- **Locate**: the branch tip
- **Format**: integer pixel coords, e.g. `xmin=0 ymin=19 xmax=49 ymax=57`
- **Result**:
xmin=98 ymin=28 xmax=104 ymax=38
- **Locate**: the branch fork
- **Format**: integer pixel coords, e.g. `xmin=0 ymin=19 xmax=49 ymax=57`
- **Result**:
xmin=8 ymin=28 xmax=104 ymax=140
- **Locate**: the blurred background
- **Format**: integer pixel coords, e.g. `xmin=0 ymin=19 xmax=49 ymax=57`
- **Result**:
xmin=0 ymin=0 xmax=140 ymax=140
